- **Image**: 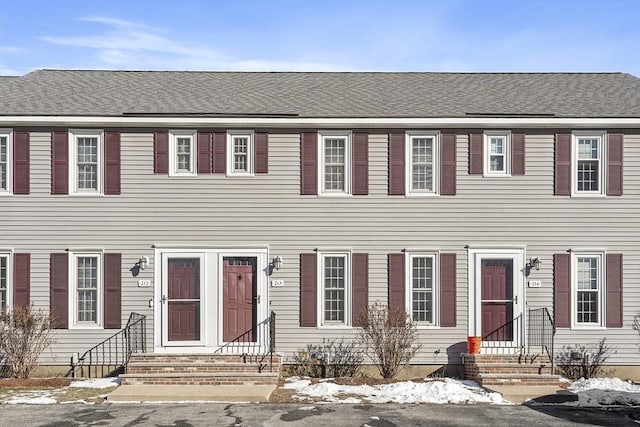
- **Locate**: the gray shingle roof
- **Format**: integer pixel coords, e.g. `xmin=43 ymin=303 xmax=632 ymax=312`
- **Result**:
xmin=1 ymin=70 xmax=639 ymax=118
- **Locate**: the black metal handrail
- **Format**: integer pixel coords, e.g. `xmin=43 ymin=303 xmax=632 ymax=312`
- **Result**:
xmin=527 ymin=307 xmax=556 ymax=370
xmin=214 ymin=311 xmax=276 ymax=372
xmin=482 ymin=312 xmax=524 ymax=351
xmin=67 ymin=312 xmax=146 ymax=378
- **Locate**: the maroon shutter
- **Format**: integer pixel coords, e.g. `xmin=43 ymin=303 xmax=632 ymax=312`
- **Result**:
xmin=388 ymin=253 xmax=405 ymax=312
xmin=50 ymin=253 xmax=69 ymax=329
xmin=607 ymin=134 xmax=623 ymax=196
xmin=51 ymin=131 xmax=69 ymax=194
xmin=103 ymin=253 xmax=122 ymax=329
xmin=13 ymin=131 xmax=30 ymax=194
xmin=255 ymin=132 xmax=269 ymax=174
xmin=352 ymin=253 xmax=369 ymax=326
xmin=553 ymin=253 xmax=570 ymax=328
xmin=555 ymin=133 xmax=571 ymax=195
xmin=153 ymin=131 xmax=169 ymax=174
xmin=511 ymin=133 xmax=525 ymax=175
xmin=440 ymin=133 xmax=457 ymax=195
xmin=197 ymin=132 xmax=212 ymax=174
xmin=104 ymin=131 xmax=121 ymax=195
xmin=606 ymin=253 xmax=623 ymax=328
xmin=301 ymin=132 xmax=318 ymax=195
xmin=440 ymin=253 xmax=457 ymax=327
xmin=300 ymin=253 xmax=317 ymax=327
xmin=352 ymin=132 xmax=369 ymax=195
xmin=468 ymin=132 xmax=483 ymax=175
xmin=388 ymin=132 xmax=405 ymax=195
xmin=13 ymin=253 xmax=30 ymax=307
xmin=213 ymin=132 xmax=226 ymax=174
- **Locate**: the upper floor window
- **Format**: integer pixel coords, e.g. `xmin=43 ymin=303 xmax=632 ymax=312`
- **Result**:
xmin=0 ymin=254 xmax=9 ymax=311
xmin=0 ymin=130 xmax=11 ymax=194
xmin=572 ymin=252 xmax=604 ymax=328
xmin=405 ymin=132 xmax=439 ymax=195
xmin=319 ymin=131 xmax=351 ymax=196
xmin=69 ymin=130 xmax=102 ymax=194
xmin=484 ymin=131 xmax=510 ymax=176
xmin=227 ymin=131 xmax=254 ymax=176
xmin=169 ymin=130 xmax=196 ymax=176
xmin=319 ymin=252 xmax=351 ymax=326
xmin=573 ymin=131 xmax=605 ymax=196
xmin=70 ymin=252 xmax=102 ymax=328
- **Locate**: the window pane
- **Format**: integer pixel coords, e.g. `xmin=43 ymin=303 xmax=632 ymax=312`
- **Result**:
xmin=412 ymin=256 xmax=433 ymax=323
xmin=577 ymin=160 xmax=599 ymax=191
xmin=324 ymin=256 xmax=345 ymax=322
xmin=0 ymin=256 xmax=6 ymax=311
xmin=76 ymin=137 xmax=98 ymax=190
xmin=176 ymin=137 xmax=192 ymax=172
xmin=577 ymin=291 xmax=598 ymax=323
xmin=490 ymin=155 xmax=504 ymax=172
xmin=0 ymin=137 xmax=6 ymax=191
xmin=576 ymin=257 xmax=599 ymax=324
xmin=77 ymin=257 xmax=98 ymax=322
xmin=578 ymin=139 xmax=599 ymax=159
xmin=411 ymin=137 xmax=433 ymax=191
xmin=233 ymin=137 xmax=248 ymax=172
xmin=324 ymin=138 xmax=345 ymax=191
xmin=490 ymin=138 xmax=504 ymax=154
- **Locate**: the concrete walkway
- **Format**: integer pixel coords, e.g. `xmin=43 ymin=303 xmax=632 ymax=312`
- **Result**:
xmin=486 ymin=385 xmax=576 ymax=404
xmin=107 ymin=384 xmax=276 ymax=403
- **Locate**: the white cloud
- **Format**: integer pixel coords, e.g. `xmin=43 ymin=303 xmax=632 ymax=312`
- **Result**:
xmin=40 ymin=16 xmax=347 ymax=72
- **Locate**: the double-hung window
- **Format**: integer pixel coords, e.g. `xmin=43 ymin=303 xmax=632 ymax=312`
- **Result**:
xmin=0 ymin=130 xmax=11 ymax=194
xmin=227 ymin=131 xmax=254 ymax=176
xmin=70 ymin=253 xmax=102 ymax=327
xmin=406 ymin=132 xmax=439 ymax=195
xmin=169 ymin=130 xmax=196 ymax=176
xmin=573 ymin=132 xmax=605 ymax=196
xmin=0 ymin=253 xmax=9 ymax=311
xmin=319 ymin=252 xmax=350 ymax=326
xmin=70 ymin=130 xmax=102 ymax=194
xmin=319 ymin=131 xmax=351 ymax=195
xmin=572 ymin=252 xmax=604 ymax=328
xmin=406 ymin=252 xmax=438 ymax=326
xmin=484 ymin=131 xmax=510 ymax=176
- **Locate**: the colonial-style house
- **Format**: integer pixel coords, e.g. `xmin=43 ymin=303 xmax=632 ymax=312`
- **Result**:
xmin=1 ymin=70 xmax=639 ymax=385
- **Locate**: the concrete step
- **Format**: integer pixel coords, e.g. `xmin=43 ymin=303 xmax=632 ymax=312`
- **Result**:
xmin=478 ymin=373 xmax=561 ymax=386
xmin=470 ymin=363 xmax=554 ymax=375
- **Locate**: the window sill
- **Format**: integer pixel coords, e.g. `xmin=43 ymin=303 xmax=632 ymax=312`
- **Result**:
xmin=405 ymin=192 xmax=439 ymax=197
xmin=570 ymin=325 xmax=606 ymax=331
xmin=69 ymin=324 xmax=103 ymax=330
xmin=318 ymin=192 xmax=352 ymax=198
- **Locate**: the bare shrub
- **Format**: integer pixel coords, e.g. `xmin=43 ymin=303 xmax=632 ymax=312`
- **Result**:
xmin=356 ymin=303 xmax=421 ymax=379
xmin=287 ymin=338 xmax=363 ymax=378
xmin=0 ymin=305 xmax=56 ymax=378
xmin=555 ymin=337 xmax=615 ymax=380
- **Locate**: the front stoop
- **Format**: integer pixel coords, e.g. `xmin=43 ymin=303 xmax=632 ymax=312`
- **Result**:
xmin=463 ymin=353 xmax=561 ymax=387
xmin=120 ymin=354 xmax=281 ymax=387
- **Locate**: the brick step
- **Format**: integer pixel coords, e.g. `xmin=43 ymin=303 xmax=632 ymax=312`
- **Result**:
xmin=478 ymin=373 xmax=561 ymax=386
xmin=464 ymin=354 xmax=551 ymax=364
xmin=470 ymin=365 xmax=554 ymax=375
xmin=121 ymin=371 xmax=279 ymax=386
xmin=129 ymin=354 xmax=282 ymax=365
xmin=127 ymin=363 xmax=272 ymax=374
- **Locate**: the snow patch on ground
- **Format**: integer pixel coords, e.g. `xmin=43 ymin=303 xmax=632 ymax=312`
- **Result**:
xmin=5 ymin=393 xmax=57 ymax=405
xmin=284 ymin=377 xmax=508 ymax=405
xmin=69 ymin=377 xmax=121 ymax=389
xmin=562 ymin=378 xmax=640 ymax=407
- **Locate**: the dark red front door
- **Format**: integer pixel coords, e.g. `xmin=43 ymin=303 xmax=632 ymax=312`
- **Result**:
xmin=481 ymin=259 xmax=513 ymax=341
xmin=223 ymin=257 xmax=257 ymax=342
xmin=167 ymin=258 xmax=200 ymax=341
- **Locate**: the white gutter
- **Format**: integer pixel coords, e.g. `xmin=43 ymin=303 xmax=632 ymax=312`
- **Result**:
xmin=1 ymin=116 xmax=640 ymax=128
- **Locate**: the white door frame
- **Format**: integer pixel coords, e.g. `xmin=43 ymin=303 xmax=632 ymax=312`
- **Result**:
xmin=468 ymin=248 xmax=525 ymax=352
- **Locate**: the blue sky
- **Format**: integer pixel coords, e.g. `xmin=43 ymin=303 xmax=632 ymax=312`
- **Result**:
xmin=1 ymin=0 xmax=639 ymax=76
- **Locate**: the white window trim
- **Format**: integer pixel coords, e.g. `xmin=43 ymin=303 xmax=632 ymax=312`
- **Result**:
xmin=0 ymin=129 xmax=12 ymax=195
xmin=317 ymin=251 xmax=352 ymax=328
xmin=226 ymin=130 xmax=255 ymax=176
xmin=571 ymin=131 xmax=606 ymax=197
xmin=571 ymin=251 xmax=606 ymax=329
xmin=0 ymin=251 xmax=12 ymax=311
xmin=405 ymin=251 xmax=440 ymax=328
xmin=169 ymin=130 xmax=197 ymax=177
xmin=483 ymin=131 xmax=511 ymax=177
xmin=405 ymin=131 xmax=440 ymax=196
xmin=318 ymin=131 xmax=352 ymax=196
xmin=69 ymin=129 xmax=103 ymax=195
xmin=69 ymin=252 xmax=103 ymax=329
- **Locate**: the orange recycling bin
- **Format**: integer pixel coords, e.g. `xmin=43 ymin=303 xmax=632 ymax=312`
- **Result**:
xmin=467 ymin=336 xmax=482 ymax=354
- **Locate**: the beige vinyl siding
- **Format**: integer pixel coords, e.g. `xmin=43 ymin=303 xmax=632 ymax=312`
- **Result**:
xmin=2 ymin=130 xmax=640 ymax=365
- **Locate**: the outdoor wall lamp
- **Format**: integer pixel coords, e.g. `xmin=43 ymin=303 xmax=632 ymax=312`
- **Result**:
xmin=270 ymin=256 xmax=283 ymax=271
xmin=525 ymin=257 xmax=541 ymax=276
xmin=137 ymin=256 xmax=149 ymax=270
